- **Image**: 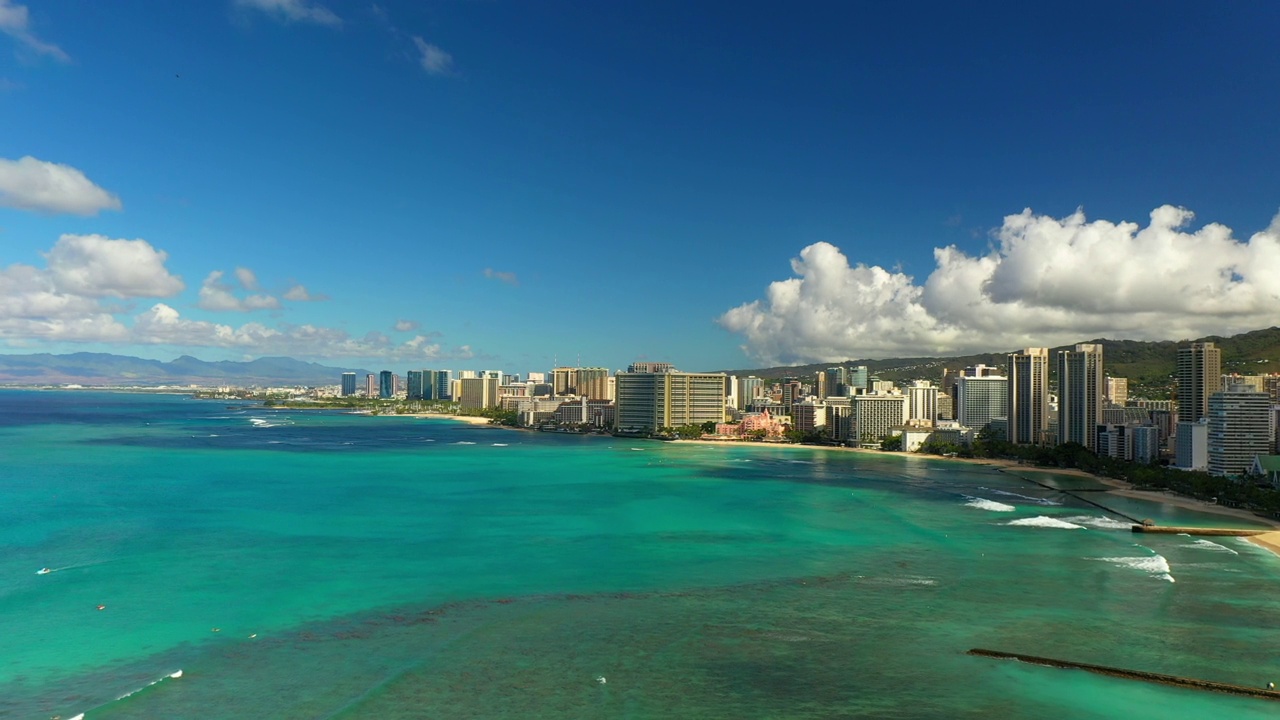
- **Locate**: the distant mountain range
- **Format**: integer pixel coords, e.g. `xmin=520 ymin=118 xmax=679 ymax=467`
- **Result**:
xmin=0 ymin=353 xmax=372 ymax=387
xmin=718 ymin=327 xmax=1280 ymax=393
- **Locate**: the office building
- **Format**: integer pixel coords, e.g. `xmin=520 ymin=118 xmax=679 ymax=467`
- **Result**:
xmin=1207 ymin=384 xmax=1274 ymax=477
xmin=340 ymin=372 xmax=357 ymax=397
xmin=847 ymin=366 xmax=869 ymax=394
xmin=1057 ymin=344 xmax=1104 ymax=450
xmin=1007 ymin=348 xmax=1049 ymax=444
xmin=1177 ymin=342 xmax=1222 ymax=423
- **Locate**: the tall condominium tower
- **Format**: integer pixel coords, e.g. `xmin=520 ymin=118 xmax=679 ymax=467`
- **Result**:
xmin=906 ymin=381 xmax=938 ymax=426
xmin=340 ymin=372 xmax=357 ymax=397
xmin=1057 ymin=343 xmax=1104 ymax=450
xmin=378 ymin=370 xmax=395 ymax=399
xmin=1007 ymin=348 xmax=1049 ymax=445
xmin=736 ymin=376 xmax=764 ymax=410
xmin=1207 ymin=384 xmax=1274 ymax=476
xmin=1177 ymin=342 xmax=1222 ymax=423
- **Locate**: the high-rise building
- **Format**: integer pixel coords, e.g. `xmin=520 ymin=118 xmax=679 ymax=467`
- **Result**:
xmin=906 ymin=380 xmax=938 ymax=426
xmin=1176 ymin=421 xmax=1208 ymax=470
xmin=1177 ymin=342 xmax=1222 ymax=423
xmin=1057 ymin=344 xmax=1104 ymax=450
xmin=364 ymin=374 xmax=377 ymax=398
xmin=792 ymin=400 xmax=827 ymax=434
xmin=459 ymin=376 xmax=501 ymax=410
xmin=847 ymin=366 xmax=869 ymax=394
xmin=1105 ymin=377 xmax=1129 ymax=407
xmin=955 ymin=375 xmax=1008 ymax=431
xmin=780 ymin=377 xmax=802 ymax=414
xmin=1007 ymin=348 xmax=1049 ymax=445
xmin=379 ymin=370 xmax=395 ymax=399
xmin=736 ymin=376 xmax=764 ymax=410
xmin=853 ymin=393 xmax=908 ymax=444
xmin=340 ymin=372 xmax=357 ymax=397
xmin=614 ymin=369 xmax=726 ymax=431
xmin=1207 ymin=384 xmax=1274 ymax=477
xmin=823 ymin=367 xmax=847 ymax=398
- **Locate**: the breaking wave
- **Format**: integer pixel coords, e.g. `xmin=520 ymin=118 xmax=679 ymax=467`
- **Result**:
xmin=1005 ymin=516 xmax=1085 ymax=530
xmin=984 ymin=488 xmax=1063 ymax=506
xmin=1095 ymin=555 xmax=1176 ymax=582
xmin=1059 ymin=515 xmax=1133 ymax=530
xmin=964 ymin=497 xmax=1016 ymax=512
xmin=1187 ymin=539 xmax=1239 ymax=554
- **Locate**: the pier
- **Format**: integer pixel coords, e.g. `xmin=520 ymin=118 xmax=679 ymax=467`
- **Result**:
xmin=1131 ymin=525 xmax=1268 ymax=536
xmin=968 ymin=648 xmax=1280 ymax=700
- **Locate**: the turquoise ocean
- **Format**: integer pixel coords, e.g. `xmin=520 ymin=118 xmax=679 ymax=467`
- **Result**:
xmin=2 ymin=389 xmax=1280 ymax=718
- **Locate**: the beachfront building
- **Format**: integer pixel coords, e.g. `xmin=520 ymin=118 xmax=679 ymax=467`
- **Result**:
xmin=1176 ymin=420 xmax=1209 ymax=470
xmin=955 ymin=374 xmax=1007 ymax=432
xmin=340 ymin=372 xmax=357 ymax=397
xmin=853 ymin=393 xmax=908 ymax=445
xmin=1007 ymin=348 xmax=1049 ymax=444
xmin=1207 ymin=384 xmax=1274 ymax=477
xmin=459 ymin=375 xmax=501 ymax=410
xmin=825 ymin=397 xmax=854 ymax=442
xmin=614 ymin=367 xmax=727 ymax=432
xmin=378 ymin=371 xmax=395 ymax=399
xmin=1130 ymin=425 xmax=1160 ymax=464
xmin=407 ymin=370 xmax=451 ymax=401
xmin=1177 ymin=342 xmax=1222 ymax=423
xmin=1057 ymin=344 xmax=1104 ymax=450
xmin=906 ymin=380 xmax=938 ymax=426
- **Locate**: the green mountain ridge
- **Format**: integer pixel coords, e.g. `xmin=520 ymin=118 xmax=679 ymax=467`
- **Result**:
xmin=716 ymin=326 xmax=1280 ymax=397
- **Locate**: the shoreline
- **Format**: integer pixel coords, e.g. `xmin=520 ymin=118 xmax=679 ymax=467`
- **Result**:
xmin=671 ymin=438 xmax=1280 ymax=539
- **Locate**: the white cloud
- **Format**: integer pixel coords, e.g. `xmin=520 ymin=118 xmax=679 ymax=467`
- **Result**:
xmin=235 ymin=0 xmax=341 ymax=27
xmin=283 ymin=283 xmax=327 ymax=301
xmin=412 ymin=37 xmax=454 ymax=75
xmin=394 ymin=319 xmax=419 ymax=332
xmin=0 ymin=1 xmax=69 ymax=62
xmin=46 ymin=234 xmax=184 ymax=298
xmin=719 ymin=205 xmax=1280 ymax=365
xmin=198 ymin=270 xmax=281 ymax=312
xmin=0 ymin=156 xmax=121 ymax=215
xmin=483 ymin=268 xmax=518 ymax=285
xmin=234 ymin=266 xmax=260 ymax=290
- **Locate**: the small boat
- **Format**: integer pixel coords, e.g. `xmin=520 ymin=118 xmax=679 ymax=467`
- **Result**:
xmin=36 ymin=568 xmax=51 ymax=575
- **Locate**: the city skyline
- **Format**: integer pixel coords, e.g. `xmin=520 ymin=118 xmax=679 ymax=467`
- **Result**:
xmin=2 ymin=2 xmax=1280 ymax=371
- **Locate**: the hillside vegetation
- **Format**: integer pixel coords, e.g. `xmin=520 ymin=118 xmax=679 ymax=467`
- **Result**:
xmin=719 ymin=326 xmax=1280 ymax=398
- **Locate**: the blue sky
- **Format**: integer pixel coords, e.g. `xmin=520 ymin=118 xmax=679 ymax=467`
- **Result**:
xmin=2 ymin=1 xmax=1279 ymax=374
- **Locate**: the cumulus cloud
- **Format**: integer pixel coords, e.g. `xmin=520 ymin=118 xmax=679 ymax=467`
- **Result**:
xmin=412 ymin=37 xmax=454 ymax=75
xmin=0 ymin=1 xmax=69 ymax=61
xmin=394 ymin=319 xmax=419 ymax=332
xmin=719 ymin=205 xmax=1280 ymax=364
xmin=483 ymin=268 xmax=518 ymax=285
xmin=235 ymin=0 xmax=341 ymax=26
xmin=0 ymin=156 xmax=121 ymax=215
xmin=198 ymin=270 xmax=281 ymax=312
xmin=45 ymin=234 xmax=184 ymax=298
xmin=0 ymin=235 xmax=480 ymax=361
xmin=234 ymin=266 xmax=259 ymax=290
xmin=283 ymin=283 xmax=327 ymax=301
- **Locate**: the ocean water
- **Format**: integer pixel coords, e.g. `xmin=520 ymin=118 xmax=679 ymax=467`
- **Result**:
xmin=2 ymin=390 xmax=1279 ymax=718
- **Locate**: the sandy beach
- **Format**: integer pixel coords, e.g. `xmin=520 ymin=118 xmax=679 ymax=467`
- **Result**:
xmin=1249 ymin=531 xmax=1280 ymax=555
xmin=396 ymin=412 xmax=495 ymax=425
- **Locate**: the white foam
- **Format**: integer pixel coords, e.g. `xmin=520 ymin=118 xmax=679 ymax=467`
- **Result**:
xmin=964 ymin=497 xmax=1016 ymax=512
xmin=1187 ymin=539 xmax=1239 ymax=555
xmin=249 ymin=418 xmax=277 ymax=428
xmin=1096 ymin=555 xmax=1175 ymax=582
xmin=492 ymin=443 xmax=509 ymax=447
xmin=453 ymin=441 xmax=476 ymax=445
xmin=985 ymin=488 xmax=1063 ymax=506
xmin=1006 ymin=516 xmax=1085 ymax=530
xmin=630 ymin=447 xmax=644 ymax=451
xmin=1060 ymin=515 xmax=1133 ymax=530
